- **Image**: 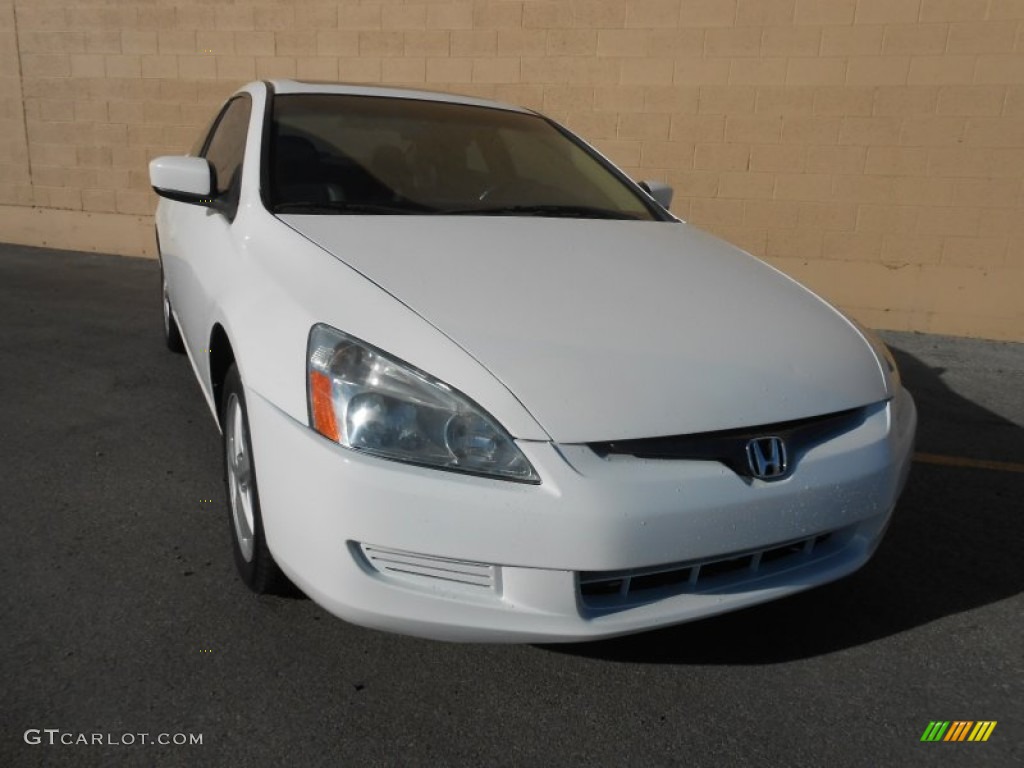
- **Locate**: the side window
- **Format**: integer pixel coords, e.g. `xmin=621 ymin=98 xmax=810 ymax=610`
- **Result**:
xmin=203 ymin=95 xmax=252 ymax=197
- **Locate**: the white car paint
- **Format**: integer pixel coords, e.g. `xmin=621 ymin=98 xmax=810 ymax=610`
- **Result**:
xmin=284 ymin=214 xmax=888 ymax=442
xmin=153 ymin=80 xmax=916 ymax=642
xmin=150 ymin=155 xmax=212 ymax=197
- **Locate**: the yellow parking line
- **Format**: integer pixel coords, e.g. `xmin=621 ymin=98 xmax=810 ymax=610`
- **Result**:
xmin=913 ymin=452 xmax=1024 ymax=474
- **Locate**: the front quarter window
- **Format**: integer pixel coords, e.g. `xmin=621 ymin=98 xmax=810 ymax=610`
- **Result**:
xmin=202 ymin=95 xmax=252 ymax=211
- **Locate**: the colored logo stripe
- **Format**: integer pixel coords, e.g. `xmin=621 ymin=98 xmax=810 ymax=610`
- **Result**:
xmin=968 ymin=722 xmax=997 ymax=742
xmin=920 ymin=721 xmax=996 ymax=742
xmin=944 ymin=721 xmax=972 ymax=741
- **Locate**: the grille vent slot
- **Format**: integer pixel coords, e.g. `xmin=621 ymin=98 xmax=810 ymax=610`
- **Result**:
xmin=579 ymin=532 xmax=838 ymax=610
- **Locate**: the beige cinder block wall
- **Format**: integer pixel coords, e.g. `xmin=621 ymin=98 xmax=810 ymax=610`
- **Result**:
xmin=0 ymin=0 xmax=1022 ymax=340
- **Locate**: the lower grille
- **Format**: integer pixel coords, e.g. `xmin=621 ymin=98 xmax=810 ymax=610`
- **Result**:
xmin=579 ymin=531 xmax=841 ymax=610
xmin=358 ymin=544 xmax=496 ymax=592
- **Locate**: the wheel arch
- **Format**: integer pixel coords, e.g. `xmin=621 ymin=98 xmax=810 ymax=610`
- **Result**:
xmin=209 ymin=324 xmax=235 ymax=426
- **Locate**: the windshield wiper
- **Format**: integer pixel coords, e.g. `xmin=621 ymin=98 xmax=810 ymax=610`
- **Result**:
xmin=272 ymin=200 xmax=425 ymax=215
xmin=274 ymin=200 xmax=643 ymax=219
xmin=436 ymin=204 xmax=643 ymax=220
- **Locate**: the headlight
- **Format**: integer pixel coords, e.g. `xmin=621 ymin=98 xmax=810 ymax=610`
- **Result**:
xmin=851 ymin=320 xmax=902 ymax=396
xmin=307 ymin=324 xmax=540 ymax=483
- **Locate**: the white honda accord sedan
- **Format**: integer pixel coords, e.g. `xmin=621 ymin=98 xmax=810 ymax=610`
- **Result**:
xmin=150 ymin=79 xmax=916 ymax=643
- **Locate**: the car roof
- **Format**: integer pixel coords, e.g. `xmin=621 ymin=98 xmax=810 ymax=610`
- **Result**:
xmin=267 ymin=79 xmax=532 ymax=115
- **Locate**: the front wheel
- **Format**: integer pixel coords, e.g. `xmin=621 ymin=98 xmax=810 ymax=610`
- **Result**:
xmin=222 ymin=364 xmax=285 ymax=594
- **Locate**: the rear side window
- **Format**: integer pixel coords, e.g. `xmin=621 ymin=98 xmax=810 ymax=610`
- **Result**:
xmin=203 ymin=95 xmax=252 ymax=197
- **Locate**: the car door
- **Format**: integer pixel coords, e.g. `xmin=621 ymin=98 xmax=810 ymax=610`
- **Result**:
xmin=161 ymin=94 xmax=253 ymax=394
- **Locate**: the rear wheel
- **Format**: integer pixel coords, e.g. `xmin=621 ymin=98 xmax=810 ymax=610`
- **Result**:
xmin=222 ymin=364 xmax=284 ymax=594
xmin=161 ymin=266 xmax=185 ymax=353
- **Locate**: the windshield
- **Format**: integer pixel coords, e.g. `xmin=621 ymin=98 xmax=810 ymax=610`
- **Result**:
xmin=266 ymin=94 xmax=662 ymax=220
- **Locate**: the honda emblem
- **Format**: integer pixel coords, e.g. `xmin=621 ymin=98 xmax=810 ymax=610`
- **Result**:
xmin=746 ymin=437 xmax=788 ymax=480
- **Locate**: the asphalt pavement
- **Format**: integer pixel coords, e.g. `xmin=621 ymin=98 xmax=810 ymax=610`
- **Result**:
xmin=1 ymin=243 xmax=1021 ymax=767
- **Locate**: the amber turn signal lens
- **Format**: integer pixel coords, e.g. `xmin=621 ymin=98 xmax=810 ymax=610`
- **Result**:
xmin=309 ymin=370 xmax=339 ymax=441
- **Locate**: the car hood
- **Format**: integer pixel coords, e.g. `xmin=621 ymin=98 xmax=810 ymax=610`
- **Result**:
xmin=281 ymin=216 xmax=887 ymax=443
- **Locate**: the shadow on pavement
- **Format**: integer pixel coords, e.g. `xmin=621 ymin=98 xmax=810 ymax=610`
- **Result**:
xmin=545 ymin=340 xmax=1023 ymax=664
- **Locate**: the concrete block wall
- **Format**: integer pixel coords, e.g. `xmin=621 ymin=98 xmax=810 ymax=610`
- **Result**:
xmin=1 ymin=0 xmax=1022 ymax=340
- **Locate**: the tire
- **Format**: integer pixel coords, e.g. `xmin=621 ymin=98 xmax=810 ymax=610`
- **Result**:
xmin=161 ymin=265 xmax=185 ymax=353
xmin=222 ymin=364 xmax=285 ymax=594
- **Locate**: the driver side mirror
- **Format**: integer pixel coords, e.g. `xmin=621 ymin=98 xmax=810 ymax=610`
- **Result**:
xmin=639 ymin=180 xmax=673 ymax=210
xmin=150 ymin=156 xmax=213 ymax=205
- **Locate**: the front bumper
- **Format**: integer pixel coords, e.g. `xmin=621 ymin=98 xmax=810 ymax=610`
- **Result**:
xmin=246 ymin=388 xmax=916 ymax=643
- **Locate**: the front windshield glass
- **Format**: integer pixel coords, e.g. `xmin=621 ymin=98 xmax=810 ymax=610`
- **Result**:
xmin=267 ymin=94 xmax=661 ymax=220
